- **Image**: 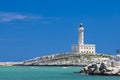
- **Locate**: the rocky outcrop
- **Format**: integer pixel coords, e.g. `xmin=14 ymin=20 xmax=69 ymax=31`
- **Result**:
xmin=74 ymin=63 xmax=120 ymax=76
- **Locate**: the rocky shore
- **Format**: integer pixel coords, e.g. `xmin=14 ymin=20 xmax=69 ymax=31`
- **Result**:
xmin=23 ymin=54 xmax=111 ymax=66
xmin=74 ymin=62 xmax=120 ymax=76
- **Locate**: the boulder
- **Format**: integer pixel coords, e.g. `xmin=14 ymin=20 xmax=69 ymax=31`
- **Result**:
xmin=93 ymin=68 xmax=100 ymax=74
xmin=99 ymin=63 xmax=106 ymax=71
xmin=117 ymin=73 xmax=120 ymax=76
xmin=104 ymin=72 xmax=112 ymax=75
xmin=88 ymin=68 xmax=94 ymax=75
xmin=100 ymin=69 xmax=106 ymax=75
xmin=76 ymin=62 xmax=120 ymax=76
xmin=111 ymin=67 xmax=119 ymax=74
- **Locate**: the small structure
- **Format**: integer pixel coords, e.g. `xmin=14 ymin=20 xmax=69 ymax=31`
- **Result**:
xmin=72 ymin=23 xmax=96 ymax=54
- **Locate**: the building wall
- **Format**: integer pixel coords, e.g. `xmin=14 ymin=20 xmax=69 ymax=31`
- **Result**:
xmin=79 ymin=44 xmax=95 ymax=54
xmin=72 ymin=45 xmax=79 ymax=54
xmin=72 ymin=44 xmax=95 ymax=54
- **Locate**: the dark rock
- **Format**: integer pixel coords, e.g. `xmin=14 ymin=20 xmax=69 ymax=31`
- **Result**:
xmin=76 ymin=62 xmax=120 ymax=76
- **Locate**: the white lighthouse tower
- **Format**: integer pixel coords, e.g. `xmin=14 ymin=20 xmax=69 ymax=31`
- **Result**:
xmin=78 ymin=22 xmax=84 ymax=45
xmin=72 ymin=22 xmax=96 ymax=54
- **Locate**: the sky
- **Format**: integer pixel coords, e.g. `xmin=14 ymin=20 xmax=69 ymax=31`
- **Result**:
xmin=0 ymin=0 xmax=120 ymax=61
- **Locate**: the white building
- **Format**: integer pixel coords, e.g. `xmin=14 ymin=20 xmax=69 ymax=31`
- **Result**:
xmin=72 ymin=23 xmax=96 ymax=54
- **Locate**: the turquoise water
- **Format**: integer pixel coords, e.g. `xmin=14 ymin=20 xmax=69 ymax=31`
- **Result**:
xmin=0 ymin=66 xmax=120 ymax=80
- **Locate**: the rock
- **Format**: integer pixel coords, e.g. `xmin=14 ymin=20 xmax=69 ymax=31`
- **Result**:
xmin=100 ymin=69 xmax=106 ymax=75
xmin=77 ymin=62 xmax=120 ymax=76
xmin=84 ymin=66 xmax=88 ymax=71
xmin=104 ymin=72 xmax=112 ymax=75
xmin=94 ymin=68 xmax=100 ymax=74
xmin=88 ymin=68 xmax=94 ymax=75
xmin=111 ymin=67 xmax=119 ymax=74
xmin=83 ymin=68 xmax=88 ymax=74
xmin=87 ymin=64 xmax=100 ymax=75
xmin=106 ymin=67 xmax=113 ymax=71
xmin=99 ymin=63 xmax=106 ymax=71
xmin=117 ymin=73 xmax=120 ymax=76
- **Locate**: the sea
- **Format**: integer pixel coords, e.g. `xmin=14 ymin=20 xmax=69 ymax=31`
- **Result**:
xmin=0 ymin=66 xmax=120 ymax=80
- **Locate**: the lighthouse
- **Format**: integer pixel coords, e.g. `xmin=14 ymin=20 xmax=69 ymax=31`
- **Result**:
xmin=72 ymin=22 xmax=96 ymax=54
xmin=78 ymin=22 xmax=84 ymax=45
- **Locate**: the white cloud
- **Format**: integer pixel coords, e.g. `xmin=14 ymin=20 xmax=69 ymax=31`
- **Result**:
xmin=0 ymin=12 xmax=27 ymax=22
xmin=0 ymin=12 xmax=44 ymax=22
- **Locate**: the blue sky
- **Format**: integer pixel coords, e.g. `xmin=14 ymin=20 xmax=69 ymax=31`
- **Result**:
xmin=0 ymin=0 xmax=120 ymax=61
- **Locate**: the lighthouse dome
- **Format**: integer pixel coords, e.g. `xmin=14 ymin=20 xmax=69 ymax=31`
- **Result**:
xmin=79 ymin=22 xmax=84 ymax=30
